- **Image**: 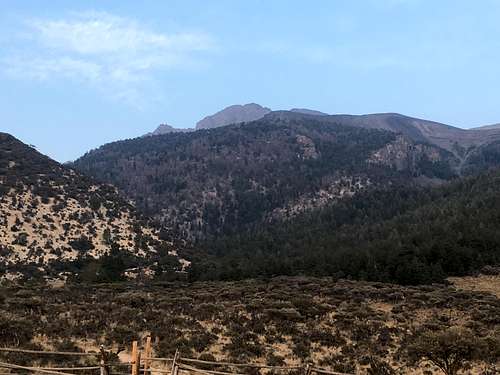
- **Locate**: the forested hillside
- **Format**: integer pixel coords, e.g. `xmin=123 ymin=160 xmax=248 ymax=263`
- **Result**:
xmin=72 ymin=111 xmax=500 ymax=285
xmin=190 ymin=169 xmax=500 ymax=285
xmin=0 ymin=133 xmax=183 ymax=281
xmin=75 ymin=115 xmax=457 ymax=240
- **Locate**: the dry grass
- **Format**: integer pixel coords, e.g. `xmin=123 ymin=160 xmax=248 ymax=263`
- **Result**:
xmin=449 ymin=274 xmax=500 ymax=298
xmin=0 ymin=276 xmax=498 ymax=374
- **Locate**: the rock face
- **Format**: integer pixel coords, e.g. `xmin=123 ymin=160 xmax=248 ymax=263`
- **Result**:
xmin=0 ymin=132 xmax=182 ymax=280
xmin=368 ymin=135 xmax=456 ymax=173
xmin=295 ymin=135 xmax=320 ymax=159
xmin=196 ymin=103 xmax=271 ymax=130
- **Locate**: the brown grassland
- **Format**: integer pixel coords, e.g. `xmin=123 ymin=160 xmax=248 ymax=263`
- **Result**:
xmin=0 ymin=275 xmax=498 ymax=374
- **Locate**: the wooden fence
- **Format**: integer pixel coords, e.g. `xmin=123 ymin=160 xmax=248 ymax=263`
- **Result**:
xmin=0 ymin=338 xmax=353 ymax=375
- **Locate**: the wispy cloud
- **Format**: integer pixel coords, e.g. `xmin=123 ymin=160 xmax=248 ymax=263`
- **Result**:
xmin=28 ymin=11 xmax=213 ymax=55
xmin=1 ymin=11 xmax=215 ymax=108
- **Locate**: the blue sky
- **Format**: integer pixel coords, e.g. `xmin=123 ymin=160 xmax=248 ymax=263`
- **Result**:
xmin=1 ymin=0 xmax=500 ymax=161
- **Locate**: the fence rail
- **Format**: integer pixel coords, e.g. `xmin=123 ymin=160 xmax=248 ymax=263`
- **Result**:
xmin=0 ymin=339 xmax=354 ymax=375
xmin=0 ymin=348 xmax=96 ymax=357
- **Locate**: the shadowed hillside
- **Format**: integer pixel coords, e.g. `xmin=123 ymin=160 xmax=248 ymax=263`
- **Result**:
xmin=75 ymin=115 xmax=457 ymax=240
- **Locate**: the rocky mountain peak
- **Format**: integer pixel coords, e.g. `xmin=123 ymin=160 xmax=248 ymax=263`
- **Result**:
xmin=145 ymin=123 xmax=193 ymax=137
xmin=195 ymin=103 xmax=271 ymax=130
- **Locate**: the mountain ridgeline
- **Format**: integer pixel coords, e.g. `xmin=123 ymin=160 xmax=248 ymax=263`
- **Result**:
xmin=0 ymin=133 xmax=183 ymax=281
xmin=73 ymin=110 xmax=500 ymax=285
xmin=195 ymin=103 xmax=271 ymax=129
xmin=144 ymin=104 xmax=328 ymax=135
xmin=0 ymin=106 xmax=496 ymax=284
xmin=75 ymin=113 xmax=458 ymax=241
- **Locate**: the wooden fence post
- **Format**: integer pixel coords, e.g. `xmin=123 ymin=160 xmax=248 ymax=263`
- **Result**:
xmin=305 ymin=363 xmax=312 ymax=375
xmin=143 ymin=336 xmax=152 ymax=375
xmin=100 ymin=345 xmax=109 ymax=375
xmin=131 ymin=341 xmax=140 ymax=375
xmin=170 ymin=349 xmax=179 ymax=375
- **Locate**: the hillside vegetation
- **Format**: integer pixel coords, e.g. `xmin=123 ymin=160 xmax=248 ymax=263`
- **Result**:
xmin=0 ymin=276 xmax=498 ymax=374
xmin=75 ymin=115 xmax=456 ymax=241
xmin=73 ymin=112 xmax=500 ymax=285
xmin=191 ymin=169 xmax=500 ymax=285
xmin=0 ymin=133 xmax=182 ymax=281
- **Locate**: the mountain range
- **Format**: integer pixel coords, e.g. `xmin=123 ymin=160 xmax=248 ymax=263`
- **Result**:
xmin=75 ymin=109 xmax=500 ymax=238
xmin=75 ymin=112 xmax=456 ymax=239
xmin=144 ymin=104 xmax=500 ymax=171
xmin=3 ymin=104 xmax=500 ymax=284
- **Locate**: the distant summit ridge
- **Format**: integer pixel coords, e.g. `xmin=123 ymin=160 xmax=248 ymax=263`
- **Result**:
xmin=147 ymin=104 xmax=500 ymax=152
xmin=145 ymin=123 xmax=193 ymax=136
xmin=290 ymin=108 xmax=329 ymax=116
xmin=195 ymin=103 xmax=271 ymax=130
xmin=148 ymin=104 xmax=332 ymax=135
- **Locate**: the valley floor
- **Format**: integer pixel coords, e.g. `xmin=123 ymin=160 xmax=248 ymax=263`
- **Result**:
xmin=0 ymin=276 xmax=498 ymax=374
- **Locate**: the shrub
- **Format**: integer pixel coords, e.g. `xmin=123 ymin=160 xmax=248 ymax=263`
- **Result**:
xmin=0 ymin=314 xmax=33 ymax=346
xmin=407 ymin=327 xmax=486 ymax=375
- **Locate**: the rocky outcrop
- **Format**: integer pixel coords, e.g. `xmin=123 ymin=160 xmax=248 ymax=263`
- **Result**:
xmin=296 ymin=135 xmax=319 ymax=159
xmin=369 ymin=135 xmax=458 ymax=175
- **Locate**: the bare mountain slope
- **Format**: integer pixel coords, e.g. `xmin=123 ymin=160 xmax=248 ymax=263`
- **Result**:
xmin=145 ymin=123 xmax=194 ymax=136
xmin=290 ymin=108 xmax=329 ymax=116
xmin=196 ymin=103 xmax=271 ymax=129
xmin=473 ymin=123 xmax=500 ymax=130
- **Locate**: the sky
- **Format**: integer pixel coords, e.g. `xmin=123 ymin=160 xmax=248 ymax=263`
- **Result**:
xmin=1 ymin=0 xmax=500 ymax=162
